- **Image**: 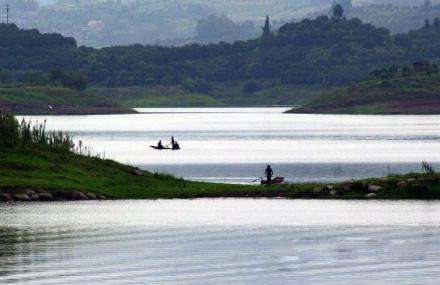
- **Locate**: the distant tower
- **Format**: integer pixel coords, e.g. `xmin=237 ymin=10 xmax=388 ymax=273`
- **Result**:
xmin=6 ymin=4 xmax=10 ymax=24
xmin=261 ymin=15 xmax=271 ymax=36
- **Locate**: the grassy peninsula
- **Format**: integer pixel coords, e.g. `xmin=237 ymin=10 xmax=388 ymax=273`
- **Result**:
xmin=0 ymin=85 xmax=136 ymax=115
xmin=1 ymin=109 xmax=440 ymax=202
xmin=288 ymin=69 xmax=440 ymax=115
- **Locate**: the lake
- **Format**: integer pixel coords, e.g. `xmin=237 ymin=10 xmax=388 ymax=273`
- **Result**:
xmin=1 ymin=199 xmax=440 ymax=284
xmin=21 ymin=108 xmax=440 ymax=183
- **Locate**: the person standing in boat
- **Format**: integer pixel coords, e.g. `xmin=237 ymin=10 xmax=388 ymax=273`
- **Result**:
xmin=265 ymin=165 xmax=274 ymax=184
xmin=171 ymin=137 xmax=175 ymax=149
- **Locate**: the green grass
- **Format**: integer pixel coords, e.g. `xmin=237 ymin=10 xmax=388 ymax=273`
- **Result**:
xmin=90 ymin=86 xmax=225 ymax=108
xmin=0 ymin=82 xmax=318 ymax=114
xmin=0 ymin=85 xmax=135 ymax=115
xmin=89 ymin=83 xmax=320 ymax=108
xmin=2 ymin=147 xmax=440 ymax=200
xmin=0 ymin=147 xmax=289 ymax=199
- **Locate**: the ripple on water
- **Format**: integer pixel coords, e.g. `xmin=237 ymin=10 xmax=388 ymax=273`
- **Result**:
xmin=1 ymin=200 xmax=440 ymax=284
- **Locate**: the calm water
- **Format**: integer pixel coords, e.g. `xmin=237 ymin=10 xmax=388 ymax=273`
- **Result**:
xmin=2 ymin=200 xmax=440 ymax=284
xmin=21 ymin=108 xmax=440 ymax=183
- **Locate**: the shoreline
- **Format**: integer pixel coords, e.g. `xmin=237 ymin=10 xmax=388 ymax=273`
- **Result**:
xmin=1 ymin=171 xmax=439 ymax=202
xmin=2 ymin=105 xmax=138 ymax=116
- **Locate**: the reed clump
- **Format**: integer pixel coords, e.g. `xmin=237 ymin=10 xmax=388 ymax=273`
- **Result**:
xmin=0 ymin=109 xmax=74 ymax=153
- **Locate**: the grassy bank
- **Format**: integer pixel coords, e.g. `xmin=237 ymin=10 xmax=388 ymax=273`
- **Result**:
xmin=1 ymin=146 xmax=440 ymax=201
xmin=0 ymin=85 xmax=136 ymax=115
xmin=0 ymin=147 xmax=283 ymax=200
xmin=90 ymin=83 xmax=319 ymax=108
xmin=287 ymin=73 xmax=440 ymax=115
xmin=0 ymin=83 xmax=318 ymax=115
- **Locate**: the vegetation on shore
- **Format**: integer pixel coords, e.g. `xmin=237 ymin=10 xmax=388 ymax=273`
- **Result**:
xmin=90 ymin=84 xmax=317 ymax=108
xmin=288 ymin=64 xmax=440 ymax=114
xmin=0 ymin=85 xmax=136 ymax=115
xmin=1 ymin=109 xmax=440 ymax=201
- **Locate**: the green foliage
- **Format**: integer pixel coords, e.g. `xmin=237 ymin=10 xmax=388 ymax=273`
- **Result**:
xmin=422 ymin=161 xmax=435 ymax=174
xmin=0 ymin=109 xmax=74 ymax=152
xmin=59 ymin=71 xmax=88 ymax=91
xmin=3 ymin=16 xmax=440 ymax=94
xmin=242 ymin=80 xmax=262 ymax=94
xmin=0 ymin=85 xmax=129 ymax=115
xmin=0 ymin=111 xmax=19 ymax=148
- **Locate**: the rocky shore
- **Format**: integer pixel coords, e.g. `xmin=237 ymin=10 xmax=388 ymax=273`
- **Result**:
xmin=0 ymin=189 xmax=111 ymax=202
xmin=288 ymin=173 xmax=438 ymax=200
xmin=1 ymin=172 xmax=439 ymax=202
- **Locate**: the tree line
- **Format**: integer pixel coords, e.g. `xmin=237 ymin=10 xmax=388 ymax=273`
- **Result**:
xmin=2 ymin=11 xmax=440 ymax=91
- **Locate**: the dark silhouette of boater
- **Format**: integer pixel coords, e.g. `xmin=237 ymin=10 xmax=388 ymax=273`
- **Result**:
xmin=157 ymin=140 xmax=164 ymax=149
xmin=265 ymin=165 xmax=274 ymax=184
xmin=171 ymin=137 xmax=180 ymax=150
xmin=173 ymin=141 xmax=180 ymax=150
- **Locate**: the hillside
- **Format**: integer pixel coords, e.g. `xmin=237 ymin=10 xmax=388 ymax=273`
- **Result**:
xmin=288 ymin=68 xmax=440 ymax=114
xmin=0 ymin=85 xmax=135 ymax=115
xmin=1 ymin=18 xmax=403 ymax=88
xmin=3 ymin=14 xmax=440 ymax=108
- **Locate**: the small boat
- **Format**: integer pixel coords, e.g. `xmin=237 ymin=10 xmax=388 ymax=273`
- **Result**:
xmin=150 ymin=145 xmax=180 ymax=150
xmin=261 ymin=177 xmax=285 ymax=185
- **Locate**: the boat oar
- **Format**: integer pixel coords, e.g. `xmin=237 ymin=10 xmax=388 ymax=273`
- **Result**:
xmin=250 ymin=177 xmax=262 ymax=183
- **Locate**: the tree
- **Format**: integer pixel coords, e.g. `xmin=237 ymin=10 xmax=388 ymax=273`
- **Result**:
xmin=261 ymin=15 xmax=271 ymax=36
xmin=333 ymin=4 xmax=344 ymax=20
xmin=401 ymin=65 xmax=412 ymax=76
xmin=243 ymin=80 xmax=262 ymax=94
xmin=425 ymin=19 xmax=431 ymax=29
xmin=434 ymin=17 xmax=440 ymax=32
xmin=428 ymin=63 xmax=439 ymax=74
xmin=61 ymin=71 xmax=88 ymax=91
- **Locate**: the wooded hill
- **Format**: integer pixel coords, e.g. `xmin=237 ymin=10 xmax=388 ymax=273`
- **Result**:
xmin=2 ymin=14 xmax=440 ymax=95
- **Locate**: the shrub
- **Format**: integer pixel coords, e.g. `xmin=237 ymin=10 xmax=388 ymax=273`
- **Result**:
xmin=422 ymin=161 xmax=435 ymax=174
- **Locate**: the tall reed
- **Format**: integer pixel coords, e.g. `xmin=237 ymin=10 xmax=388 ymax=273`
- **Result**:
xmin=0 ymin=110 xmax=19 ymax=148
xmin=0 ymin=109 xmax=74 ymax=153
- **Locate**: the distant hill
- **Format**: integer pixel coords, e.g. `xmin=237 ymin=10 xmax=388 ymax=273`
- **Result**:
xmin=3 ymin=14 xmax=440 ymax=107
xmin=0 ymin=17 xmax=410 ymax=86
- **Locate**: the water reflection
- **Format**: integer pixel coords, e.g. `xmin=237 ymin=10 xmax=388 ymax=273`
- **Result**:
xmin=1 ymin=200 xmax=440 ymax=283
xmin=0 ymin=227 xmax=32 ymax=278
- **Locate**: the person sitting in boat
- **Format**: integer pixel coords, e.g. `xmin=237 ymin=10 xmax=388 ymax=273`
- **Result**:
xmin=157 ymin=140 xmax=164 ymax=149
xmin=265 ymin=165 xmax=274 ymax=184
xmin=173 ymin=141 xmax=180 ymax=150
